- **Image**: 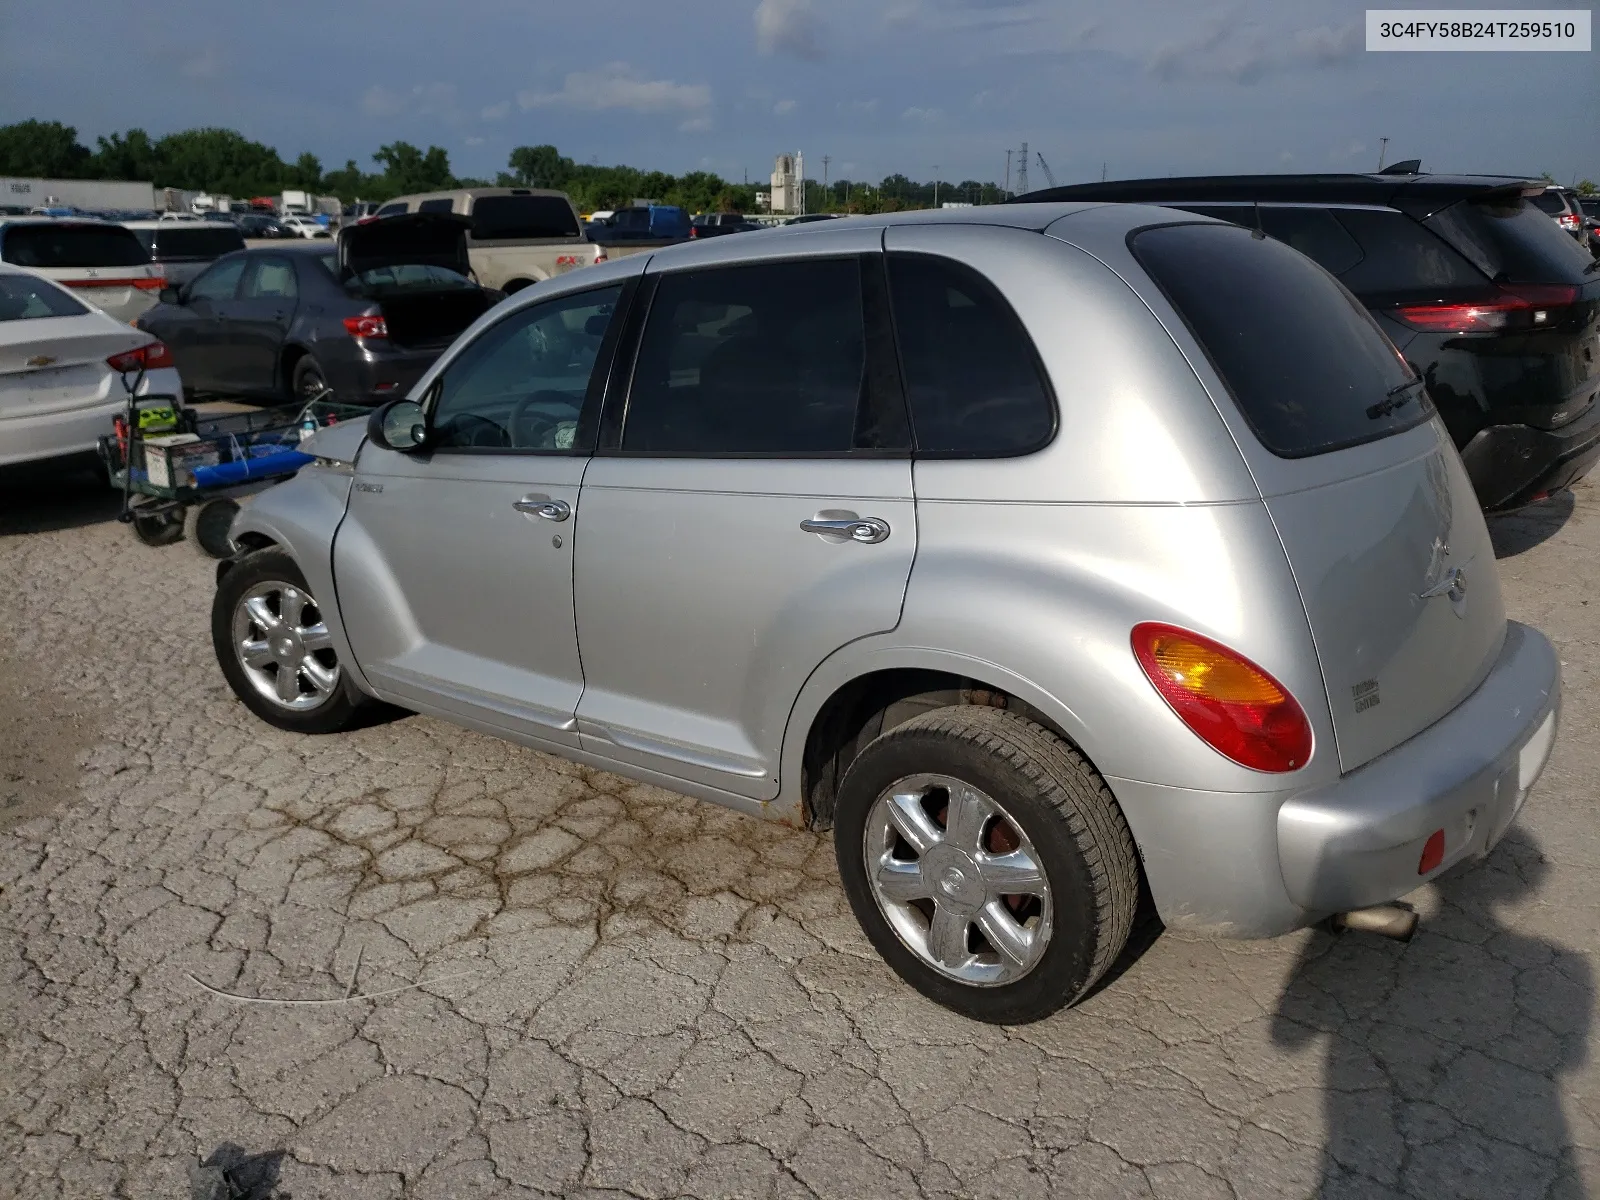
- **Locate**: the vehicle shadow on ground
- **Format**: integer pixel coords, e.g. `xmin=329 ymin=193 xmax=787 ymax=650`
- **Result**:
xmin=1270 ymin=831 xmax=1592 ymax=1197
xmin=1488 ymin=490 xmax=1576 ymax=559
xmin=0 ymin=460 xmax=122 ymax=537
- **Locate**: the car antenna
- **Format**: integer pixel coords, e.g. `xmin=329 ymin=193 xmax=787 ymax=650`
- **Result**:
xmin=1251 ymin=200 xmax=1266 ymax=240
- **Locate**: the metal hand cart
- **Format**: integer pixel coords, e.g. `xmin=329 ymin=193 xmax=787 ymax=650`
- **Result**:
xmin=98 ymin=370 xmax=368 ymax=558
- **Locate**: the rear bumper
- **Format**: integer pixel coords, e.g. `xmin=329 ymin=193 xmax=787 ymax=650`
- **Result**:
xmin=0 ymin=367 xmax=184 ymax=467
xmin=1460 ymin=404 xmax=1600 ymax=512
xmin=1109 ymin=621 xmax=1560 ymax=937
xmin=1276 ymin=621 xmax=1558 ymax=913
xmin=317 ymin=341 xmax=445 ymax=406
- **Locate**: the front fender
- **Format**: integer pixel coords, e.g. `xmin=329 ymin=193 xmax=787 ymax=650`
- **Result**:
xmin=224 ymin=463 xmax=374 ymax=695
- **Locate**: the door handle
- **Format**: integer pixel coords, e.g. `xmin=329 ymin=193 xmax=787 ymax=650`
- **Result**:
xmin=513 ymin=496 xmax=571 ymax=521
xmin=800 ymin=516 xmax=890 ymax=544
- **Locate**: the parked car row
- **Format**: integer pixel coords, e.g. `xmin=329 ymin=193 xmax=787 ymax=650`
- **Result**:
xmin=215 ymin=202 xmax=1561 ymax=1023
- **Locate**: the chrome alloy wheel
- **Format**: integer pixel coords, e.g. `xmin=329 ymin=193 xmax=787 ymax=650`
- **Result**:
xmin=231 ymin=580 xmax=341 ymax=711
xmin=863 ymin=773 xmax=1053 ymax=986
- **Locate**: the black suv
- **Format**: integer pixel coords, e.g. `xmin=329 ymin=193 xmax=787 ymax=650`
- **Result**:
xmin=1024 ymin=172 xmax=1600 ymax=511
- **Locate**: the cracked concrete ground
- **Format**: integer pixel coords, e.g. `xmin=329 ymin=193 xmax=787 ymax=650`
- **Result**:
xmin=1 ymin=466 xmax=1597 ymax=1200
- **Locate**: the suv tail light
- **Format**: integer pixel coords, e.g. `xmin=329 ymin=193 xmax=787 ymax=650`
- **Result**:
xmin=343 ymin=315 xmax=388 ymax=339
xmin=1131 ymin=622 xmax=1313 ymax=772
xmin=106 ymin=341 xmax=174 ymax=371
xmin=1393 ymin=284 xmax=1580 ymax=332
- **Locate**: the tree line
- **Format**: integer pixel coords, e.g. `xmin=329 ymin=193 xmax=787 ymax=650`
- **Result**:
xmin=0 ymin=119 xmax=1009 ymax=213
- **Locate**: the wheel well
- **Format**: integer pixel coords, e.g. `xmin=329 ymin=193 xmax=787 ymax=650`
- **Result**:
xmin=502 ymin=278 xmax=533 ymax=295
xmin=279 ymin=344 xmax=310 ymax=391
xmin=214 ymin=532 xmax=277 ymax=584
xmin=800 ymin=669 xmax=1073 ymax=831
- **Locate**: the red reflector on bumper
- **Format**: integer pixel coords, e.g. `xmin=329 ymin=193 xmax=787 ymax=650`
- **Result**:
xmin=1418 ymin=829 xmax=1446 ymax=875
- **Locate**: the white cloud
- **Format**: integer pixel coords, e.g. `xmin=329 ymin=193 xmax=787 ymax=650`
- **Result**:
xmin=755 ymin=0 xmax=827 ymax=60
xmin=839 ymin=97 xmax=880 ymax=115
xmin=679 ymin=115 xmax=713 ymax=133
xmin=361 ymin=85 xmax=406 ymax=118
xmin=481 ymin=101 xmax=510 ymax=121
xmin=1278 ymin=150 xmax=1294 ymax=163
xmin=1147 ymin=14 xmax=1362 ymax=84
xmin=902 ymin=106 xmax=944 ymax=123
xmin=360 ymin=81 xmax=464 ymax=121
xmin=181 ymin=47 xmax=222 ymax=80
xmin=465 ymin=136 xmax=486 ymax=146
xmin=518 ymin=63 xmax=711 ymax=115
xmin=774 ymin=98 xmax=798 ymax=115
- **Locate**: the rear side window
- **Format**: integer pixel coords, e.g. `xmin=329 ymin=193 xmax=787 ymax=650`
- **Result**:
xmin=155 ymin=227 xmax=246 ymax=259
xmin=471 ymin=195 xmax=580 ymax=240
xmin=1528 ymin=192 xmax=1568 ymax=215
xmin=1176 ymin=206 xmax=1365 ymax=277
xmin=886 ymin=254 xmax=1054 ymax=455
xmin=1134 ymin=223 xmax=1428 ymax=458
xmin=240 ymin=258 xmax=297 ymax=300
xmin=2 ymin=224 xmax=149 ymax=268
xmin=623 ymin=259 xmax=866 ymax=454
xmin=417 ymin=198 xmax=455 ymax=214
xmin=1329 ymin=209 xmax=1482 ymax=292
xmin=375 ymin=202 xmax=409 ymax=217
xmin=1425 ymin=198 xmax=1594 ymax=284
xmin=0 ymin=273 xmax=88 ymax=320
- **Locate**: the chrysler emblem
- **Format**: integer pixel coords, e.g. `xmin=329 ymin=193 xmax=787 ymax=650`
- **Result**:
xmin=26 ymin=355 xmax=56 ymax=368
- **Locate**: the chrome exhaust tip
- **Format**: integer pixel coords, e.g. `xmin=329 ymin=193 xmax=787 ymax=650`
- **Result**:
xmin=1330 ymin=904 xmax=1418 ymax=942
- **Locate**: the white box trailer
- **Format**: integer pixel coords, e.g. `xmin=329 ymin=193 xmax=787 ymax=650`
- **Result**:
xmin=1 ymin=176 xmax=157 ymax=213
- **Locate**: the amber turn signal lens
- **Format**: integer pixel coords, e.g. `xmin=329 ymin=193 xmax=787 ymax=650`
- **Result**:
xmin=1131 ymin=623 xmax=1313 ymax=773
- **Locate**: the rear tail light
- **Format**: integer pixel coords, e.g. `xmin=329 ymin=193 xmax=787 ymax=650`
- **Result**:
xmin=343 ymin=315 xmax=388 ymax=339
xmin=69 ymin=276 xmax=165 ymax=291
xmin=1131 ymin=622 xmax=1313 ymax=772
xmin=106 ymin=341 xmax=174 ymax=372
xmin=1418 ymin=829 xmax=1446 ymax=875
xmin=1393 ymin=284 xmax=1580 ymax=332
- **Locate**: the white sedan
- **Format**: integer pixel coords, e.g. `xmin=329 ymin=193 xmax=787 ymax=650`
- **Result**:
xmin=279 ymin=216 xmax=331 ymax=239
xmin=0 ymin=263 xmax=184 ymax=469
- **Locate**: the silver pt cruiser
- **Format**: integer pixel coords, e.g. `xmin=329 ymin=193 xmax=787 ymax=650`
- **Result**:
xmin=214 ymin=204 xmax=1561 ymax=1024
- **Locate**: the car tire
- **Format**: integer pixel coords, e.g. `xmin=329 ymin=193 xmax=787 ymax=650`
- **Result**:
xmin=212 ymin=548 xmax=366 ymax=734
xmin=129 ymin=498 xmax=184 ymax=546
xmin=290 ymin=355 xmax=329 ymax=404
xmin=833 ymin=705 xmax=1140 ymax=1024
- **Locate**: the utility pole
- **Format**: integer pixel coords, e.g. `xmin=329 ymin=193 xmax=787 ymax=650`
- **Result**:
xmin=1004 ymin=150 xmax=1012 ymax=196
xmin=1101 ymin=162 xmax=1107 ymax=182
xmin=1377 ymin=137 xmax=1390 ymax=171
xmin=1015 ymin=141 xmax=1029 ymax=195
xmin=932 ymin=165 xmax=940 ymax=209
xmin=822 ymin=155 xmax=831 ymax=203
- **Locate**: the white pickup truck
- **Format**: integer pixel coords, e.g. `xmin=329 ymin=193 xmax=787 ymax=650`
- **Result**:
xmin=368 ymin=187 xmax=612 ymax=294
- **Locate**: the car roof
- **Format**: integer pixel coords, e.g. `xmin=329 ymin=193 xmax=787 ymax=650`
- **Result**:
xmin=121 ymin=219 xmax=238 ymax=229
xmin=1017 ymin=172 xmax=1543 ymax=211
xmin=0 ymin=216 xmax=122 ymax=227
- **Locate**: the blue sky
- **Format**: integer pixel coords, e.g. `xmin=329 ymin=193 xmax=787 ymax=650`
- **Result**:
xmin=3 ymin=0 xmax=1595 ymax=186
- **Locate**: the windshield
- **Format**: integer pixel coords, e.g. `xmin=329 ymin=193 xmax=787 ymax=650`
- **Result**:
xmin=2 ymin=224 xmax=150 ymax=268
xmin=1529 ymin=192 xmax=1569 ymax=215
xmin=0 ymin=273 xmax=89 ymax=320
xmin=1134 ymin=222 xmax=1428 ymax=458
xmin=1425 ymin=197 xmax=1595 ymax=284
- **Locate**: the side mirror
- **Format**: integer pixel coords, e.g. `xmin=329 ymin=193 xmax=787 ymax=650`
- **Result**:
xmin=367 ymin=399 xmax=429 ymax=453
xmin=159 ymin=286 xmax=182 ymax=305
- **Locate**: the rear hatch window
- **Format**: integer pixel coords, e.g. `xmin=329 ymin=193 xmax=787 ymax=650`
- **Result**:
xmin=1423 ymin=197 xmax=1595 ymax=285
xmin=1132 ymin=222 xmax=1429 ymax=458
xmin=152 ymin=226 xmax=245 ymax=260
xmin=3 ymin=224 xmax=149 ymax=269
xmin=470 ymin=195 xmax=580 ymax=240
